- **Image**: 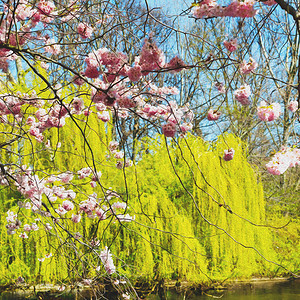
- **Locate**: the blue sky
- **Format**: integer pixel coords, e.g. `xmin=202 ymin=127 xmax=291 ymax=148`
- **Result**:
xmin=145 ymin=0 xmax=191 ymax=15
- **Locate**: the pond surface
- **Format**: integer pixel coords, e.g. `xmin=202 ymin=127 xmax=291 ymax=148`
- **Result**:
xmin=0 ymin=279 xmax=299 ymax=299
xmin=147 ymin=279 xmax=300 ymax=300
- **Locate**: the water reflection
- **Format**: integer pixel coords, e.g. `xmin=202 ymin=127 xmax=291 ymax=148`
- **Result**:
xmin=0 ymin=279 xmax=299 ymax=299
xmin=147 ymin=279 xmax=300 ymax=300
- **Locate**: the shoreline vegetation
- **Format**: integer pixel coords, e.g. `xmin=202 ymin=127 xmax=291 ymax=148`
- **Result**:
xmin=0 ymin=277 xmax=299 ymax=299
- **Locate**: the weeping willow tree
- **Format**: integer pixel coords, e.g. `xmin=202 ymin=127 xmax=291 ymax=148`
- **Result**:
xmin=0 ymin=94 xmax=281 ymax=286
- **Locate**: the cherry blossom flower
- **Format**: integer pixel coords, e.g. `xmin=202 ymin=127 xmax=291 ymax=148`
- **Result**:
xmin=97 ymin=111 xmax=110 ymax=122
xmin=71 ymin=214 xmax=82 ymax=223
xmin=37 ymin=0 xmax=55 ymax=15
xmin=165 ymin=56 xmax=186 ymax=73
xmin=77 ymin=167 xmax=92 ymax=179
xmin=62 ymin=200 xmax=74 ymax=211
xmin=23 ymin=224 xmax=32 ymax=232
xmin=240 ymin=57 xmax=258 ymax=74
xmin=257 ymin=101 xmax=281 ymax=122
xmin=263 ymin=0 xmax=277 ymax=6
xmin=162 ymin=122 xmax=176 ymax=137
xmin=44 ymin=39 xmax=61 ymax=55
xmin=223 ymin=39 xmax=238 ymax=52
xmin=100 ymin=246 xmax=116 ymax=275
xmin=207 ymin=109 xmax=221 ymax=121
xmin=127 ymin=66 xmax=142 ymax=82
xmin=234 ymin=84 xmax=251 ymax=105
xmin=266 ymin=147 xmax=300 ymax=175
xmin=77 ymin=22 xmax=93 ymax=39
xmin=19 ymin=232 xmax=28 ymax=238
xmin=288 ymin=100 xmax=298 ymax=113
xmin=223 ymin=148 xmax=235 ymax=161
xmin=215 ymin=82 xmax=226 ymax=94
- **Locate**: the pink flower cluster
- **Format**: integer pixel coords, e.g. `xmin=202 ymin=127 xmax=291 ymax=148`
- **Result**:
xmin=84 ymin=39 xmax=185 ymax=83
xmin=266 ymin=147 xmax=300 ymax=175
xmin=28 ymin=104 xmax=68 ymax=142
xmin=107 ymin=141 xmax=133 ymax=169
xmin=207 ymin=109 xmax=221 ymax=121
xmin=100 ymin=246 xmax=116 ymax=274
xmin=223 ymin=148 xmax=235 ymax=161
xmin=288 ymin=100 xmax=298 ymax=113
xmin=6 ymin=211 xmax=22 ymax=235
xmin=257 ymin=101 xmax=281 ymax=121
xmin=77 ymin=23 xmax=93 ymax=39
xmin=240 ymin=57 xmax=258 ymax=74
xmin=234 ymin=84 xmax=251 ymax=105
xmin=215 ymin=82 xmax=226 ymax=94
xmin=263 ymin=0 xmax=277 ymax=6
xmin=223 ymin=39 xmax=238 ymax=52
xmin=192 ymin=0 xmax=258 ymax=19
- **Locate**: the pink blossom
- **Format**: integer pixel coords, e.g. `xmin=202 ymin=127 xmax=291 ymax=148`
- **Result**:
xmin=97 ymin=111 xmax=110 ymax=122
xmin=288 ymin=100 xmax=298 ymax=113
xmin=234 ymin=84 xmax=251 ymax=105
xmin=100 ymin=246 xmax=116 ymax=274
xmin=125 ymin=159 xmax=133 ymax=168
xmin=72 ymin=75 xmax=85 ymax=86
xmin=77 ymin=167 xmax=92 ymax=179
xmin=109 ymin=141 xmax=119 ymax=152
xmin=40 ymin=62 xmax=49 ymax=70
xmin=71 ymin=214 xmax=81 ymax=223
xmin=165 ymin=56 xmax=186 ymax=73
xmin=138 ymin=39 xmax=165 ymax=72
xmin=95 ymin=207 xmax=106 ymax=220
xmin=77 ymin=22 xmax=93 ymax=39
xmin=16 ymin=4 xmax=34 ymax=21
xmin=55 ymin=206 xmax=67 ymax=216
xmin=223 ymin=39 xmax=238 ymax=52
xmin=263 ymin=0 xmax=277 ymax=6
xmin=84 ymin=67 xmax=100 ymax=78
xmin=266 ymin=147 xmax=300 ymax=175
xmin=118 ymin=97 xmax=136 ymax=109
xmin=95 ymin=103 xmax=107 ymax=111
xmin=29 ymin=127 xmax=44 ymax=142
xmin=240 ymin=57 xmax=258 ymax=74
xmin=192 ymin=0 xmax=258 ymax=19
xmin=23 ymin=224 xmax=32 ymax=232
xmin=114 ymin=151 xmax=124 ymax=159
xmin=59 ymin=172 xmax=74 ymax=183
xmin=215 ymin=82 xmax=226 ymax=94
xmin=44 ymin=39 xmax=61 ymax=55
xmin=127 ymin=66 xmax=142 ymax=82
xmin=37 ymin=0 xmax=55 ymax=15
xmin=257 ymin=101 xmax=281 ymax=122
xmin=179 ymin=123 xmax=192 ymax=134
xmin=112 ymin=202 xmax=127 ymax=210
xmin=31 ymin=223 xmax=39 ymax=231
xmin=19 ymin=232 xmax=28 ymax=238
xmin=62 ymin=200 xmax=74 ymax=211
xmin=207 ymin=109 xmax=221 ymax=121
xmin=162 ymin=122 xmax=176 ymax=137
xmin=80 ymin=198 xmax=97 ymax=214
xmin=223 ymin=148 xmax=235 ymax=161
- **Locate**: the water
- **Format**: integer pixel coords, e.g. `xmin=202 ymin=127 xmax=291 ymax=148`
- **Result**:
xmin=147 ymin=279 xmax=300 ymax=300
xmin=0 ymin=279 xmax=299 ymax=299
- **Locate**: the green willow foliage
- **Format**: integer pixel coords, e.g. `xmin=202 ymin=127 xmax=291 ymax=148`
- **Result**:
xmin=0 ymin=98 xmax=281 ymax=285
xmin=0 ymin=69 xmax=286 ymax=285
